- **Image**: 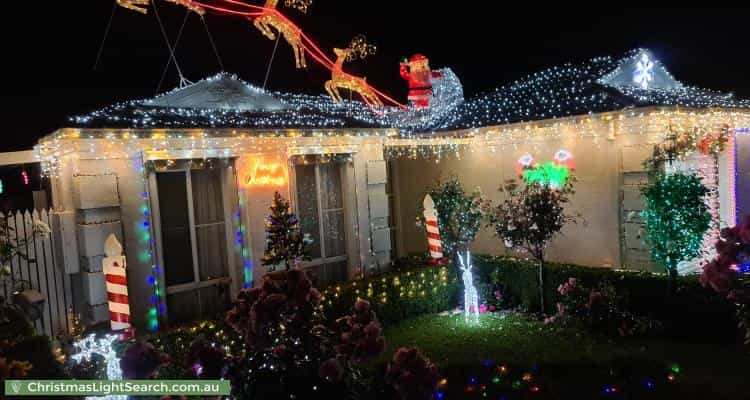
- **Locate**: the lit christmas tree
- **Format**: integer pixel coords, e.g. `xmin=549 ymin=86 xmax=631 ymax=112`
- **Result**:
xmin=641 ymin=172 xmax=710 ymax=291
xmin=262 ymin=192 xmax=311 ymax=271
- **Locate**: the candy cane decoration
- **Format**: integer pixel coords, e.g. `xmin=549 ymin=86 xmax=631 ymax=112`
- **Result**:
xmin=103 ymin=234 xmax=132 ymax=333
xmin=423 ymin=194 xmax=444 ymax=265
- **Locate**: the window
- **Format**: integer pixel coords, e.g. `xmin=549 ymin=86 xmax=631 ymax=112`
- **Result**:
xmin=293 ymin=156 xmax=348 ymax=286
xmin=150 ymin=160 xmax=234 ymax=324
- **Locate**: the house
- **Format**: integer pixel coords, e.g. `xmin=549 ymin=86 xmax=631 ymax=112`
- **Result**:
xmin=36 ymin=49 xmax=750 ymax=330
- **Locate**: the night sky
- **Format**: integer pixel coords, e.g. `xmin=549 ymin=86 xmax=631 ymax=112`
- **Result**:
xmin=2 ymin=4 xmax=749 ymax=151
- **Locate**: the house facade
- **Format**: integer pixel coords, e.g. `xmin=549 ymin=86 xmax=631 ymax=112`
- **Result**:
xmin=36 ymin=50 xmax=750 ymax=329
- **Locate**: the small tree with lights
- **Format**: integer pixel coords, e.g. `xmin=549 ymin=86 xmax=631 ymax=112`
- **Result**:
xmin=641 ymin=172 xmax=710 ymax=293
xmin=488 ymin=177 xmax=577 ymax=314
xmin=262 ymin=191 xmax=311 ymax=271
xmin=416 ymin=177 xmax=488 ymax=260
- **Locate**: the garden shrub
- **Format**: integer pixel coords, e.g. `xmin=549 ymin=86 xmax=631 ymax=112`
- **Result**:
xmin=0 ymin=304 xmax=67 ymax=380
xmin=321 ymin=263 xmax=460 ymax=326
xmin=476 ymin=255 xmax=736 ymax=341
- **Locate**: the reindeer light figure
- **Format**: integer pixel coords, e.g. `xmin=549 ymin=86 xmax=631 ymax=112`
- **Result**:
xmin=253 ymin=0 xmax=307 ymax=69
xmin=324 ymin=37 xmax=383 ymax=107
xmin=458 ymin=251 xmax=479 ymax=324
xmin=117 ymin=0 xmax=150 ymax=14
xmin=164 ymin=0 xmax=205 ymax=15
xmin=117 ymin=0 xmax=204 ymax=15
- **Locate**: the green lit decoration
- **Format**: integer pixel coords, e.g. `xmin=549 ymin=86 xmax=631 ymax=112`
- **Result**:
xmin=523 ymin=162 xmax=570 ymax=189
xmin=641 ymin=172 xmax=710 ymax=290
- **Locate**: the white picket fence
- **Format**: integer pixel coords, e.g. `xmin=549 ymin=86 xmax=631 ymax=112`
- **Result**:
xmin=0 ymin=209 xmax=72 ymax=337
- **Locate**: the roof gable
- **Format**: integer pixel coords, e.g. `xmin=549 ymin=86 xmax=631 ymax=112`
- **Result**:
xmin=599 ymin=49 xmax=682 ymax=90
xmin=143 ymin=73 xmax=287 ymax=111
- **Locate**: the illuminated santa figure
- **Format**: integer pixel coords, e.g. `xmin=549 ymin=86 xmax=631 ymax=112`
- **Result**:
xmin=400 ymin=54 xmax=442 ymax=108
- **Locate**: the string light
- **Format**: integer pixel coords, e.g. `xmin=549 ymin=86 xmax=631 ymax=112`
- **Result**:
xmin=320 ymin=266 xmax=449 ymax=310
xmin=237 ymin=190 xmax=253 ymax=288
xmin=70 ymin=333 xmax=125 ymax=400
xmin=37 ymin=50 xmax=750 ymax=180
xmin=137 ymin=157 xmax=161 ymax=331
xmin=21 ymin=170 xmax=29 ymax=186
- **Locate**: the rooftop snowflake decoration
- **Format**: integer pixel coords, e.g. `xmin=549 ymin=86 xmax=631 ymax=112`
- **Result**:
xmin=633 ymin=53 xmax=655 ymax=89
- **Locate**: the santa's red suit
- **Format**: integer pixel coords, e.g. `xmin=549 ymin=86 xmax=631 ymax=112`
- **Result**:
xmin=400 ymin=54 xmax=442 ymax=108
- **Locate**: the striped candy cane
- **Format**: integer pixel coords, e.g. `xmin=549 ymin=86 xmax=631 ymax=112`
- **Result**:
xmin=423 ymin=194 xmax=444 ymax=264
xmin=103 ymin=234 xmax=132 ymax=332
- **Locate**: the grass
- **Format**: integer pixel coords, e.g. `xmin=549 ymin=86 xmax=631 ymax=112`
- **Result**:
xmin=372 ymin=312 xmax=750 ymax=399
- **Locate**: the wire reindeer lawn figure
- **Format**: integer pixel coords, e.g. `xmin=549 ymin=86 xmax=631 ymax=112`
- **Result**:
xmin=458 ymin=251 xmax=479 ymax=324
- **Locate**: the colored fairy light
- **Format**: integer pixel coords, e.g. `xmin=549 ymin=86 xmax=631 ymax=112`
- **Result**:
xmin=237 ymin=191 xmax=253 ymax=288
xmin=21 ymin=170 xmax=29 ymax=185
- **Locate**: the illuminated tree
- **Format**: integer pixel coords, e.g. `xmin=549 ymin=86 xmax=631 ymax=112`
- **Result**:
xmin=262 ymin=192 xmax=311 ymax=271
xmin=488 ymin=178 xmax=577 ymax=314
xmin=641 ymin=172 xmax=710 ymax=291
xmin=416 ymin=177 xmax=488 ymax=260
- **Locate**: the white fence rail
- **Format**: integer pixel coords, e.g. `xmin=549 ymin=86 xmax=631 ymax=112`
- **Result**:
xmin=0 ymin=209 xmax=73 ymax=337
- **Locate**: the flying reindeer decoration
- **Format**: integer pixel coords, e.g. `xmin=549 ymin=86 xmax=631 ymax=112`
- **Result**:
xmin=112 ymin=0 xmax=403 ymax=110
xmin=117 ymin=0 xmax=150 ymax=14
xmin=116 ymin=0 xmax=205 ymax=15
xmin=458 ymin=251 xmax=479 ymax=324
xmin=324 ymin=35 xmax=382 ymax=106
xmin=252 ymin=0 xmax=309 ymax=69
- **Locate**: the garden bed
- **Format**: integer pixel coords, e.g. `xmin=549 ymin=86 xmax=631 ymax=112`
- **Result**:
xmin=370 ymin=312 xmax=750 ymax=399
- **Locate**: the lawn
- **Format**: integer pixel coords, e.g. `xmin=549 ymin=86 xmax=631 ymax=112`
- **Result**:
xmin=371 ymin=312 xmax=750 ymax=399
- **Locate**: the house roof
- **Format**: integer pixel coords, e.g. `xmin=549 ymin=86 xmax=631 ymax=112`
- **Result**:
xmin=143 ymin=74 xmax=287 ymax=111
xmin=437 ymin=49 xmax=750 ymax=131
xmin=68 ymin=49 xmax=750 ymax=134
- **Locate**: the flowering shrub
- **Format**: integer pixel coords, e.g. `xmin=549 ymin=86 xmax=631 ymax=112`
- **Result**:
xmin=385 ymin=347 xmax=440 ymax=400
xmin=547 ymin=277 xmax=658 ymax=336
xmin=184 ymin=336 xmax=228 ymax=379
xmin=488 ymin=178 xmax=578 ymax=314
xmin=225 ymin=269 xmax=385 ymax=398
xmin=0 ymin=357 xmax=31 ymax=379
xmin=332 ymin=299 xmax=386 ymax=362
xmin=120 ymin=342 xmax=170 ymax=380
xmin=701 ymin=215 xmax=750 ymax=346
